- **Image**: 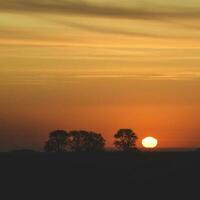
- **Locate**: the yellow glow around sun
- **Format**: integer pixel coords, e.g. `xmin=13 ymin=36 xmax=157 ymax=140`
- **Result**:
xmin=142 ymin=137 xmax=158 ymax=148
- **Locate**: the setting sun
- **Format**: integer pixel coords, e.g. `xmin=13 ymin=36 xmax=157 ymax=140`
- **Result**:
xmin=142 ymin=137 xmax=158 ymax=149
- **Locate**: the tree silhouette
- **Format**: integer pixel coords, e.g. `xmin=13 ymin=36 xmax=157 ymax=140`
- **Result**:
xmin=114 ymin=129 xmax=138 ymax=151
xmin=44 ymin=130 xmax=69 ymax=152
xmin=69 ymin=130 xmax=105 ymax=152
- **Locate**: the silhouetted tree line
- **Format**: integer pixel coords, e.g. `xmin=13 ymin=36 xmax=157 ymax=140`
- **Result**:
xmin=44 ymin=129 xmax=138 ymax=152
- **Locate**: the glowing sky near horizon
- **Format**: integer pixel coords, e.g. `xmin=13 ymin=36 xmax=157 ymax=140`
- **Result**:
xmin=0 ymin=0 xmax=200 ymax=150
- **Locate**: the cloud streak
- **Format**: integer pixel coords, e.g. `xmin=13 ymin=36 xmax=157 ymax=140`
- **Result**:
xmin=1 ymin=70 xmax=200 ymax=86
xmin=52 ymin=20 xmax=161 ymax=38
xmin=0 ymin=0 xmax=200 ymax=20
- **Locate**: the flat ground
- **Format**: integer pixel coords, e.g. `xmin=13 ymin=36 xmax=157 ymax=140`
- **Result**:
xmin=0 ymin=151 xmax=199 ymax=199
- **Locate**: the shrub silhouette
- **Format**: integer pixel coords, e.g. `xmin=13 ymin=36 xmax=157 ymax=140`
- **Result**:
xmin=114 ymin=129 xmax=138 ymax=151
xmin=44 ymin=130 xmax=69 ymax=152
xmin=68 ymin=130 xmax=105 ymax=152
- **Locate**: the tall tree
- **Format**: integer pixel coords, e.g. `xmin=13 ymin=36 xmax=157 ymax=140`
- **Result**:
xmin=44 ymin=130 xmax=68 ymax=152
xmin=114 ymin=129 xmax=138 ymax=151
xmin=69 ymin=130 xmax=105 ymax=152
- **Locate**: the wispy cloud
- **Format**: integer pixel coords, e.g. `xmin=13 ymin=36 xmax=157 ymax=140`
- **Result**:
xmin=52 ymin=20 xmax=161 ymax=38
xmin=1 ymin=70 xmax=200 ymax=86
xmin=0 ymin=0 xmax=200 ymax=20
xmin=0 ymin=0 xmax=199 ymax=45
xmin=67 ymin=72 xmax=200 ymax=81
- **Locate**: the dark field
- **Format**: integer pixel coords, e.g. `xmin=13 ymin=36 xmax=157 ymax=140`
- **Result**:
xmin=0 ymin=151 xmax=200 ymax=199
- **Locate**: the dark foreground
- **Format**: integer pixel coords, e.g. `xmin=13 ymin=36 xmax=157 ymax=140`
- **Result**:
xmin=0 ymin=151 xmax=200 ymax=199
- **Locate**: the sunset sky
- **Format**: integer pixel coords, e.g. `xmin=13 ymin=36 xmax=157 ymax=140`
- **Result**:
xmin=0 ymin=0 xmax=200 ymax=150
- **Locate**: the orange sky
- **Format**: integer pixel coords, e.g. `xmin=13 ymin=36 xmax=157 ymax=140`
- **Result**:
xmin=0 ymin=0 xmax=200 ymax=150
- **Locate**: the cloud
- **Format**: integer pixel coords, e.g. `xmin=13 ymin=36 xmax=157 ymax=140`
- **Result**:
xmin=0 ymin=0 xmax=199 ymax=41
xmin=0 ymin=0 xmax=199 ymax=20
xmin=1 ymin=70 xmax=200 ymax=85
xmin=52 ymin=20 xmax=160 ymax=38
xmin=68 ymin=72 xmax=200 ymax=81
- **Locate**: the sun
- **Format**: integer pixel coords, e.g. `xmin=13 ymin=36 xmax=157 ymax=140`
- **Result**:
xmin=142 ymin=137 xmax=158 ymax=149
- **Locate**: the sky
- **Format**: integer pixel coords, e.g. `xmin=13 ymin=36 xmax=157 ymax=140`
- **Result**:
xmin=0 ymin=0 xmax=200 ymax=150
